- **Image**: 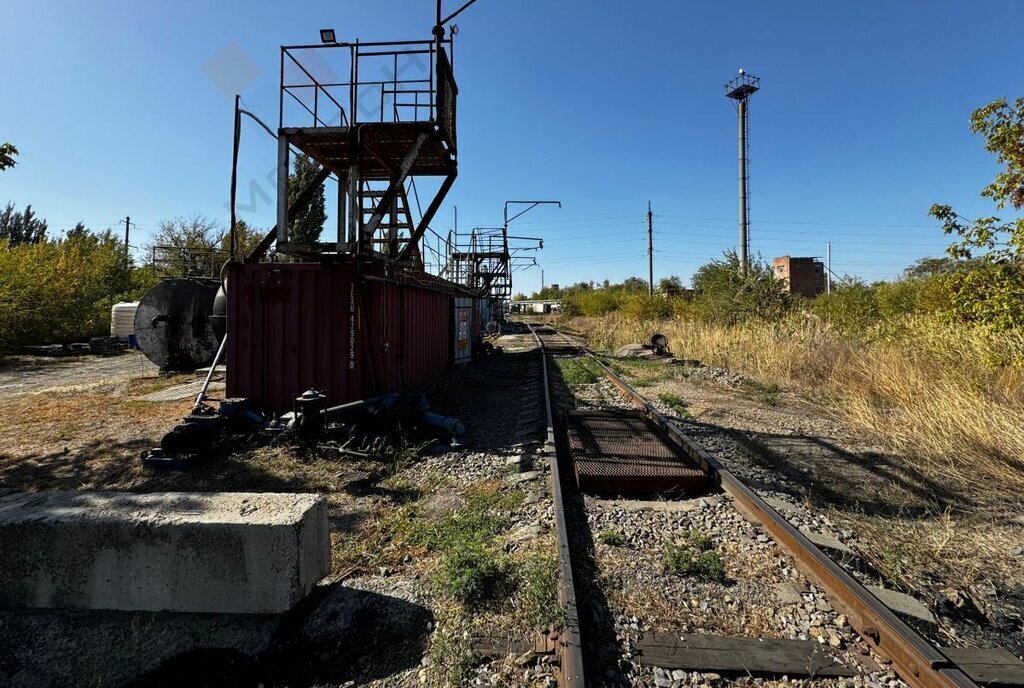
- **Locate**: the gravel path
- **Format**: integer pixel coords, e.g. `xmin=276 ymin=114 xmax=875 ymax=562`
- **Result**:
xmin=0 ymin=351 xmax=158 ymax=398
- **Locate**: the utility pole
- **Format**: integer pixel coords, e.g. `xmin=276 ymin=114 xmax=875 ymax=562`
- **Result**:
xmin=123 ymin=216 xmax=131 ymax=270
xmin=541 ymin=269 xmax=545 ymax=292
xmin=641 ymin=202 xmax=653 ymax=296
xmin=826 ymin=242 xmax=832 ymax=294
xmin=725 ymin=70 xmax=760 ymax=277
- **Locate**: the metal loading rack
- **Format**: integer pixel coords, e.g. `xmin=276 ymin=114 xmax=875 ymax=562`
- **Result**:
xmin=566 ymin=409 xmax=708 ymax=494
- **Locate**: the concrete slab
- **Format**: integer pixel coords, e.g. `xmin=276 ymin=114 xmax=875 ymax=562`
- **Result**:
xmin=761 ymin=495 xmax=803 ymax=514
xmin=0 ymin=491 xmax=330 ymax=614
xmin=803 ymin=529 xmax=857 ymax=557
xmin=137 ymin=380 xmax=225 ymax=402
xmin=867 ymin=585 xmax=937 ymax=625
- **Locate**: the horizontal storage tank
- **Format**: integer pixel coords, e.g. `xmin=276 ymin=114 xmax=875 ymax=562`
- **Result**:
xmin=110 ymin=302 xmax=139 ymax=345
xmin=226 ymin=263 xmax=457 ymax=415
xmin=135 ymin=279 xmax=220 ymax=372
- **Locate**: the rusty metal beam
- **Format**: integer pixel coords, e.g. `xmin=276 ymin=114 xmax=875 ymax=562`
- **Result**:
xmin=396 ymin=171 xmax=457 ymax=264
xmin=362 ymin=131 xmax=429 ymax=241
xmin=246 ymin=165 xmax=332 ymax=263
xmin=531 ymin=325 xmax=585 ymax=687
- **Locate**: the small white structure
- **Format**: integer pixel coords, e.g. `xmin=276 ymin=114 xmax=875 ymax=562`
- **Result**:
xmin=510 ymin=299 xmax=561 ymax=315
xmin=110 ymin=301 xmax=139 ymax=341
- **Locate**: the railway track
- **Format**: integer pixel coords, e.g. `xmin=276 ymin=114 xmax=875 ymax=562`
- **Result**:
xmin=528 ymin=322 xmax=981 ymax=688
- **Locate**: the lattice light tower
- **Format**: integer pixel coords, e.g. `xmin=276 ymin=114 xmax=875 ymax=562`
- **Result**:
xmin=725 ymin=69 xmax=760 ymax=276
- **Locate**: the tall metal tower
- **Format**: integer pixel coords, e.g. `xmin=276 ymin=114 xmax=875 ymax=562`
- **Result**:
xmin=725 ymin=69 xmax=760 ymax=276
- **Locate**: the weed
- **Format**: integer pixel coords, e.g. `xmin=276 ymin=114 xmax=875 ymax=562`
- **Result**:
xmin=407 ymin=483 xmax=523 ymax=552
xmin=427 ymin=621 xmax=475 ymax=685
xmin=435 ymin=544 xmax=512 ymax=607
xmin=657 ymin=391 xmax=691 ymax=417
xmin=556 ymin=357 xmax=600 ymax=385
xmin=662 ymin=542 xmax=726 ymax=581
xmin=741 ymin=378 xmax=780 ymax=406
xmin=515 ymin=553 xmax=564 ymax=629
xmin=686 ymin=528 xmax=714 ymax=552
xmin=598 ymin=529 xmax=626 ymax=546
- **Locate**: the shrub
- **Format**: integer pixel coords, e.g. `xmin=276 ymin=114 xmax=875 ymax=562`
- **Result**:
xmin=0 ymin=230 xmax=152 ymax=351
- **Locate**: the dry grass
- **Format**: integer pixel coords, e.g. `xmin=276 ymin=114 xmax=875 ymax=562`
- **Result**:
xmin=570 ymin=313 xmax=1024 ymax=502
xmin=835 ymin=507 xmax=1024 ymax=596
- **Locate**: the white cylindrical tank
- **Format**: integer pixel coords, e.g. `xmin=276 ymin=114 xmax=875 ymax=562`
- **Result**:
xmin=111 ymin=301 xmax=140 ymax=340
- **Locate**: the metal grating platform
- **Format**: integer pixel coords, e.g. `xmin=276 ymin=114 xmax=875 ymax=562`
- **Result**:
xmin=566 ymin=409 xmax=708 ymax=494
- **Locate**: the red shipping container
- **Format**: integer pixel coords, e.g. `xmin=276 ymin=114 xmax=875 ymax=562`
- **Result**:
xmin=226 ymin=263 xmax=455 ymax=415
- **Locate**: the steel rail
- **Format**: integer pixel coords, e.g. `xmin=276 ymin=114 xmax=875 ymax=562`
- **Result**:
xmin=560 ymin=336 xmax=977 ymax=688
xmin=529 ymin=324 xmax=586 ymax=686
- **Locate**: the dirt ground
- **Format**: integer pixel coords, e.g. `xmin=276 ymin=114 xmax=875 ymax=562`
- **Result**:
xmin=0 ymin=338 xmax=560 ymax=688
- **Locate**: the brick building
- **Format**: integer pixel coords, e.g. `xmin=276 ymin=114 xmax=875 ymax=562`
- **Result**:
xmin=772 ymin=256 xmax=826 ymax=297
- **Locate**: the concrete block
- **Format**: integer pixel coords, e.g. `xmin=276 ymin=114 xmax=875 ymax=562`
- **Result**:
xmin=804 ymin=529 xmax=856 ymax=557
xmin=0 ymin=491 xmax=330 ymax=614
xmin=867 ymin=585 xmax=937 ymax=625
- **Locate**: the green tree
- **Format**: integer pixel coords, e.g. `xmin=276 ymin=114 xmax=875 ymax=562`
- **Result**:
xmin=0 ymin=143 xmax=17 ymax=172
xmin=0 ymin=227 xmax=138 ymax=350
xmin=0 ymin=203 xmax=47 ymax=246
xmin=288 ymin=155 xmax=326 ymax=244
xmin=620 ymin=276 xmax=648 ymax=293
xmin=902 ymin=256 xmax=961 ymax=280
xmin=690 ymin=251 xmax=790 ymax=324
xmin=220 ymin=218 xmax=265 ymax=259
xmin=657 ymin=275 xmax=684 ymax=294
xmin=930 ymin=97 xmax=1024 ymax=329
xmin=148 ymin=214 xmax=225 ymax=277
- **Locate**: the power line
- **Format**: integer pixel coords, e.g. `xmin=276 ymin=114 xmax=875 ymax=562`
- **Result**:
xmin=655 ymin=213 xmax=937 ymax=229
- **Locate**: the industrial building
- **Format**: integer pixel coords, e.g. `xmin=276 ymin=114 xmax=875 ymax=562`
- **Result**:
xmin=772 ymin=255 xmax=826 ymax=297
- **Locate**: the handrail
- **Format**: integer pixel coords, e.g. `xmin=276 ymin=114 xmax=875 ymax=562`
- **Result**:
xmin=278 ymin=37 xmax=456 ymax=134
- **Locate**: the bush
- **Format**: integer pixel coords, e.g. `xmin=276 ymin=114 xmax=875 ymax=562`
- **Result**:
xmin=0 ymin=230 xmax=154 ymax=351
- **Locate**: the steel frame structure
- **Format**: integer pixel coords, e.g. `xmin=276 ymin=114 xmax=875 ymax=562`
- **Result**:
xmin=271 ymin=33 xmax=459 ymax=266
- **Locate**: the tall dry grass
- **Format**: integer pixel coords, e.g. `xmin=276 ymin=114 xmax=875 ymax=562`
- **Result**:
xmin=569 ymin=313 xmax=1024 ymax=500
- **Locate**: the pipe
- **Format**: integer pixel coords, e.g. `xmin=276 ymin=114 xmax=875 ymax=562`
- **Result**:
xmin=421 ymin=411 xmax=465 ymax=438
xmin=192 ymin=334 xmax=227 ymax=414
xmin=324 ymin=392 xmax=400 ymax=419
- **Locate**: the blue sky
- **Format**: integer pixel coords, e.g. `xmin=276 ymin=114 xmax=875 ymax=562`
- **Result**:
xmin=2 ymin=1 xmax=1021 ymax=294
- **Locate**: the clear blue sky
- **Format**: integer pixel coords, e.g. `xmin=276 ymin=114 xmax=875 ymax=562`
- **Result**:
xmin=3 ymin=1 xmax=1021 ymax=294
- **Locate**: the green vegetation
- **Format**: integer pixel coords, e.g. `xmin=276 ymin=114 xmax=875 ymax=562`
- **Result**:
xmin=0 ymin=207 xmax=273 ymax=352
xmin=514 ymin=554 xmax=563 ymax=628
xmin=0 ymin=143 xmax=16 ymax=172
xmin=555 ymin=356 xmax=602 ymax=385
xmin=287 ymin=154 xmax=327 ymax=245
xmin=662 ymin=538 xmax=725 ymax=582
xmin=663 ymin=529 xmax=723 ymax=581
xmin=686 ymin=528 xmax=714 ymax=552
xmin=560 ymin=98 xmax=1024 ymax=499
xmin=0 ymin=224 xmax=155 ymax=351
xmin=657 ymin=391 xmax=691 ymax=417
xmin=740 ymin=379 xmax=780 ymax=407
xmin=598 ymin=529 xmax=626 ymax=546
xmin=435 ymin=543 xmax=511 ymax=607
